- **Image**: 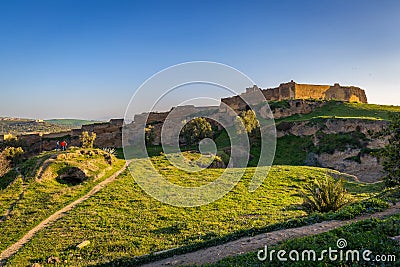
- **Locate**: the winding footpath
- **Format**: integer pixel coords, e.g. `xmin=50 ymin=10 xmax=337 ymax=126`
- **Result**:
xmin=0 ymin=160 xmax=131 ymax=266
xmin=142 ymin=202 xmax=400 ymax=266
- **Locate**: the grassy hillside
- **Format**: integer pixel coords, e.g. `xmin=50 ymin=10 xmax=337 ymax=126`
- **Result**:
xmin=209 ymin=195 xmax=400 ymax=266
xmin=210 ymin=101 xmax=399 ymax=168
xmin=0 ymin=148 xmax=125 ymax=254
xmin=277 ymin=101 xmax=400 ymax=123
xmin=4 ymin=152 xmax=384 ymax=266
xmin=2 ymin=101 xmax=398 ymax=266
xmin=45 ymin=119 xmax=103 ymax=127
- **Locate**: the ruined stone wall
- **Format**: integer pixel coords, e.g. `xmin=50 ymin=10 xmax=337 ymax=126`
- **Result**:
xmin=220 ymin=95 xmax=248 ymax=113
xmin=261 ymin=82 xmax=295 ymax=101
xmin=293 ymin=84 xmax=331 ymax=100
xmin=293 ymin=83 xmax=367 ymax=103
xmin=325 ymin=84 xmax=368 ymax=103
xmin=221 ymin=81 xmax=368 ymax=115
xmin=259 ymin=82 xmax=368 ymax=103
xmin=14 ymin=119 xmax=124 ymax=154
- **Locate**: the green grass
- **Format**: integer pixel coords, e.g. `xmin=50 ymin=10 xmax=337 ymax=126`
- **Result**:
xmin=272 ymin=135 xmax=313 ymax=166
xmin=4 ymin=152 xmax=385 ymax=267
xmin=207 ymin=211 xmax=400 ymax=266
xmin=0 ymin=171 xmax=22 ymax=216
xmin=0 ymin=148 xmax=125 ymax=254
xmin=277 ymin=101 xmax=400 ymax=123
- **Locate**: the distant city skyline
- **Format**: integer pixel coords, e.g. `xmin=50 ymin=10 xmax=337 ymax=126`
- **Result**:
xmin=0 ymin=0 xmax=399 ymax=120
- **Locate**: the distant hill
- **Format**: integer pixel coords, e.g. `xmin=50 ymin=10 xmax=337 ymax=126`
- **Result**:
xmin=0 ymin=119 xmax=66 ymax=135
xmin=45 ymin=119 xmax=104 ymax=127
xmin=0 ymin=118 xmax=104 ymax=135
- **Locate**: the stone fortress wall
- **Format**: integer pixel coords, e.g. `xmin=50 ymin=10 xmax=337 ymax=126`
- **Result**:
xmin=222 ymin=81 xmax=368 ymax=112
xmin=1 ymin=119 xmax=124 ymax=153
xmin=2 ymin=81 xmax=368 ymax=152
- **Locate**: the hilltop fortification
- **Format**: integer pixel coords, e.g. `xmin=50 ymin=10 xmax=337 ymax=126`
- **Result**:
xmin=1 ymin=81 xmax=369 ymax=151
xmin=222 ymin=81 xmax=368 ymax=112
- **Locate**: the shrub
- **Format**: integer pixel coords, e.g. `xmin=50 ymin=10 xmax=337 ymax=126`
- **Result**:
xmin=235 ymin=110 xmax=259 ymax=134
xmin=181 ymin=117 xmax=212 ymax=146
xmin=0 ymin=134 xmax=27 ymax=151
xmin=301 ymin=175 xmax=350 ymax=213
xmin=79 ymin=131 xmax=96 ymax=149
xmin=0 ymin=152 xmax=10 ymax=177
xmin=101 ymin=147 xmax=116 ymax=156
xmin=2 ymin=146 xmax=24 ymax=164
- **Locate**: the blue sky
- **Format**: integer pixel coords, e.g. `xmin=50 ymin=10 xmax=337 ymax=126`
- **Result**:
xmin=0 ymin=0 xmax=399 ymax=120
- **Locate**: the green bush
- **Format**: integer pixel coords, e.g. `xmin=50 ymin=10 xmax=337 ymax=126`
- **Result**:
xmin=301 ymin=175 xmax=350 ymax=213
xmin=2 ymin=146 xmax=24 ymax=164
xmin=79 ymin=131 xmax=96 ymax=148
xmin=181 ymin=117 xmax=212 ymax=145
xmin=235 ymin=110 xmax=259 ymax=134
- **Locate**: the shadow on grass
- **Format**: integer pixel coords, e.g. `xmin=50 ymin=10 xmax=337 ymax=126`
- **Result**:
xmin=0 ymin=169 xmax=18 ymax=190
xmin=89 ymin=189 xmax=397 ymax=267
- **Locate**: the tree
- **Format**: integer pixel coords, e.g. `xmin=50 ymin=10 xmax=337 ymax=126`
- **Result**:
xmin=145 ymin=125 xmax=155 ymax=145
xmin=2 ymin=146 xmax=24 ymax=164
xmin=235 ymin=110 xmax=259 ymax=134
xmin=181 ymin=117 xmax=212 ymax=146
xmin=381 ymin=113 xmax=400 ymax=187
xmin=79 ymin=131 xmax=97 ymax=149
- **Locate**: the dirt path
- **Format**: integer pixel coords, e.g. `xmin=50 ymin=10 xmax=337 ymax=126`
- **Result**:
xmin=142 ymin=202 xmax=400 ymax=266
xmin=34 ymin=154 xmax=58 ymax=180
xmin=0 ymin=168 xmax=26 ymax=223
xmin=0 ymin=160 xmax=131 ymax=266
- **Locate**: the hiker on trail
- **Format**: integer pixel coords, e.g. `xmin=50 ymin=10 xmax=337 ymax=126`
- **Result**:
xmin=60 ymin=141 xmax=67 ymax=151
xmin=56 ymin=141 xmax=60 ymax=151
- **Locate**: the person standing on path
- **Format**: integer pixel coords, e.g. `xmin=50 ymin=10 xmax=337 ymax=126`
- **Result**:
xmin=60 ymin=141 xmax=67 ymax=151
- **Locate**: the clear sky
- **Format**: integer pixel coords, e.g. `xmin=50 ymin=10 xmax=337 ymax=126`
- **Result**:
xmin=0 ymin=0 xmax=399 ymax=120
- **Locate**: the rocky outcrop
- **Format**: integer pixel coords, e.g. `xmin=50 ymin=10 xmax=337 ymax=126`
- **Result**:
xmin=276 ymin=118 xmax=388 ymax=138
xmin=307 ymin=150 xmax=383 ymax=183
xmin=278 ymin=118 xmax=389 ymax=183
xmin=261 ymin=99 xmax=327 ymax=119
